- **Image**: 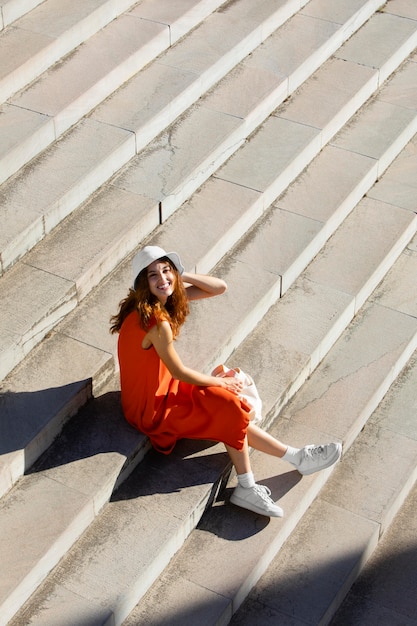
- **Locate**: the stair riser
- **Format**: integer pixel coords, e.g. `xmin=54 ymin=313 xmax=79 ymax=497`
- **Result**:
xmin=1 ymin=0 xmax=396 ymax=278
xmin=1 ymin=68 xmax=414 ymax=501
xmin=0 ymin=0 xmax=303 ymax=185
xmin=0 ymin=292 xmax=77 ymax=381
xmin=0 ymin=0 xmax=141 ymax=104
xmin=1 ymin=1 xmax=416 ymax=623
xmin=1 ymin=0 xmax=44 ymax=29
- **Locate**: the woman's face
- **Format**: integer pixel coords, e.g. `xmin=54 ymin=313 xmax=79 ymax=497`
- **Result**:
xmin=147 ymin=259 xmax=176 ymax=304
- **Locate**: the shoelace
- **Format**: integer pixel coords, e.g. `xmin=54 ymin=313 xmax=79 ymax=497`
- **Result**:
xmin=303 ymin=445 xmax=325 ymax=460
xmin=253 ymin=484 xmax=274 ymax=503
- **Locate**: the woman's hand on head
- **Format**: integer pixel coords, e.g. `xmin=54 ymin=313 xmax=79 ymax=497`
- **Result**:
xmin=181 ymin=272 xmax=227 ymax=301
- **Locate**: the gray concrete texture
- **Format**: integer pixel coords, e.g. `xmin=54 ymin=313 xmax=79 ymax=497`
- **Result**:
xmin=1 ymin=0 xmax=417 ymax=624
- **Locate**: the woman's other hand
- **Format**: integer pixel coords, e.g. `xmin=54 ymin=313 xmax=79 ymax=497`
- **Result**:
xmin=216 ymin=375 xmax=244 ymax=395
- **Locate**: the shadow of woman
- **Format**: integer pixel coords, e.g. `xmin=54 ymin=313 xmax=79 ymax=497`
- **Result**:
xmin=5 ymin=384 xmax=302 ymax=543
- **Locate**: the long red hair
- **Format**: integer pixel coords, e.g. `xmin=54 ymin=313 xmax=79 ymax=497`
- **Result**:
xmin=110 ymin=257 xmax=189 ymax=338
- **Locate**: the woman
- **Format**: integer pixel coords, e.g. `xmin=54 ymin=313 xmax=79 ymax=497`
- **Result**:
xmin=110 ymin=245 xmax=342 ymax=517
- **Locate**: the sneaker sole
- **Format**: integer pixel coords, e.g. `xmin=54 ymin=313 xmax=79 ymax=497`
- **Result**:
xmin=298 ymin=443 xmax=342 ymax=476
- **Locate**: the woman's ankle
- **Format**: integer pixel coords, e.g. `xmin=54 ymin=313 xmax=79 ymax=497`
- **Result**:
xmin=237 ymin=471 xmax=255 ymax=488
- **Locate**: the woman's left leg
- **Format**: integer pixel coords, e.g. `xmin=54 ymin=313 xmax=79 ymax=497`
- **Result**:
xmin=246 ymin=422 xmax=288 ymax=457
xmin=247 ymin=422 xmax=342 ymax=476
xmin=224 ymin=438 xmax=251 ymax=475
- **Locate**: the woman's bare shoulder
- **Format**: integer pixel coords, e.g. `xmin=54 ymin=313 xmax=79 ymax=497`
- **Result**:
xmin=147 ymin=319 xmax=173 ymax=341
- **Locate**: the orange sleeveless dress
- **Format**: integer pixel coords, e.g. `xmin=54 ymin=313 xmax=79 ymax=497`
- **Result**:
xmin=118 ymin=311 xmax=251 ymax=454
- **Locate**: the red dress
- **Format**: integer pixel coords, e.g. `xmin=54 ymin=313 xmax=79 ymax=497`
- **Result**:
xmin=118 ymin=311 xmax=251 ymax=454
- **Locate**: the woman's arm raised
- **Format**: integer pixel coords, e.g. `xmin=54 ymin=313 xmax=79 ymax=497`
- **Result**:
xmin=148 ymin=321 xmax=243 ymax=393
xmin=182 ymin=271 xmax=227 ymax=301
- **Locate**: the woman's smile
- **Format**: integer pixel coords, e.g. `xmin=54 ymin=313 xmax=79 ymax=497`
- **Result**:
xmin=147 ymin=260 xmax=175 ymax=303
xmin=157 ymin=281 xmax=172 ymax=295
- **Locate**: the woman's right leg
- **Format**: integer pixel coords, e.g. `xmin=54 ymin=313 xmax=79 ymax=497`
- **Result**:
xmin=225 ymin=436 xmax=284 ymax=518
xmin=224 ymin=438 xmax=251 ymax=475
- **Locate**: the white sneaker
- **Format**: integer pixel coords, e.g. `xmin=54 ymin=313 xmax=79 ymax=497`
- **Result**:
xmin=297 ymin=442 xmax=342 ymax=476
xmin=230 ymin=483 xmax=284 ymax=517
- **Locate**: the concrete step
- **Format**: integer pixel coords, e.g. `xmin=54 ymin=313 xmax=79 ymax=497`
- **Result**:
xmin=120 ymin=237 xmax=417 ymax=626
xmin=0 ymin=0 xmax=230 ymax=185
xmin=329 ymin=481 xmax=417 ymax=625
xmin=110 ymin=0 xmax=395 ymax=227
xmin=0 ymin=0 xmax=44 ymax=30
xmin=7 ymin=213 xmax=417 ymax=626
xmin=3 ymin=129 xmax=417 ymax=622
xmin=228 ymin=365 xmax=417 ymax=625
xmin=0 ymin=0 xmax=310 ymax=276
xmin=0 ymin=0 xmax=364 ymax=274
xmin=2 ymin=18 xmax=416 ymax=500
xmin=1 ymin=0 xmax=416 ymax=496
xmin=0 ymin=0 xmax=142 ymax=103
xmin=1 ymin=0 xmax=416 ymax=623
xmin=1 ymin=0 xmax=312 ymax=272
xmin=1 ymin=4 xmax=415 ymax=383
xmin=0 ymin=331 xmax=115 ymax=500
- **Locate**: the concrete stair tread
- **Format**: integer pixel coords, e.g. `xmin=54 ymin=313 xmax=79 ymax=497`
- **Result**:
xmin=0 ymin=118 xmax=136 ymax=279
xmin=0 ymin=15 xmax=169 ymax=185
xmin=120 ymin=271 xmax=417 ymax=625
xmin=1 ymin=0 xmax=403 ymax=276
xmin=51 ymin=138 xmax=416 ymax=410
xmin=178 ymin=197 xmax=416 ymax=373
xmin=0 ymin=331 xmax=114 ymax=498
xmin=0 ymin=0 xmax=230 ymax=185
xmin=87 ymin=0 xmax=358 ymax=139
xmin=6 ymin=439 xmax=231 ymax=626
xmin=0 ymin=373 xmax=150 ymax=625
xmin=8 ymin=235 xmax=417 ymax=626
xmin=385 ymin=0 xmax=417 ymax=21
xmin=0 ymin=0 xmax=142 ymax=103
xmin=0 ymin=0 xmax=44 ymax=30
xmin=329 ymin=481 xmax=417 ymax=625
xmin=1 ymin=56 xmax=416 ymax=499
xmin=189 ymin=205 xmax=417 ymax=420
xmin=95 ymin=8 xmax=412 ymax=151
xmin=0 ymin=0 xmax=320 ymax=272
xmin=331 ymin=100 xmax=417 ymax=178
xmin=0 ymin=262 xmax=77 ymax=381
xmin=227 ymin=356 xmax=417 ymax=625
xmin=113 ymin=98 xmax=327 ymax=224
xmin=3 ymin=4 xmax=411 ymax=380
xmin=47 ymin=72 xmax=414 ymax=370
xmin=1 ymin=0 xmax=416 ymax=622
xmin=113 ymin=3 xmax=414 ymax=223
xmin=22 ymin=187 xmax=160 ymax=302
xmin=19 ymin=0 xmax=300 ymax=131
xmin=217 ymin=69 xmax=417 ymax=200
xmin=2 ymin=175 xmax=417 ymax=623
xmin=230 ymin=214 xmax=417 ymax=427
xmin=335 ymin=10 xmax=417 ymax=84
xmin=1 ymin=0 xmax=312 ymax=271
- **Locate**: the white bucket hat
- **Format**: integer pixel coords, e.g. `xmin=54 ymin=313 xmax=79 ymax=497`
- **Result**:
xmin=132 ymin=245 xmax=184 ymax=288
